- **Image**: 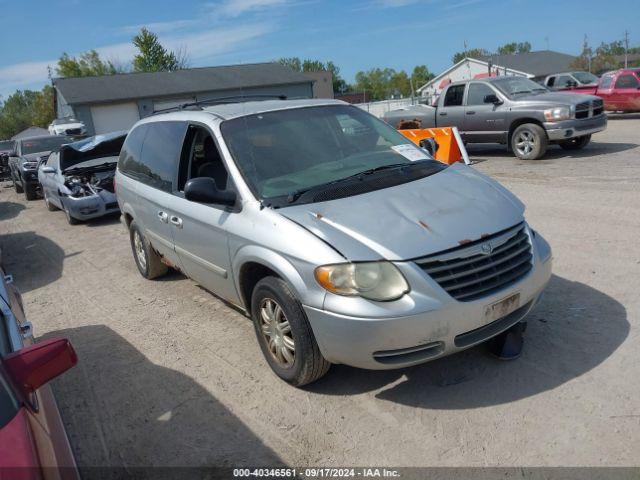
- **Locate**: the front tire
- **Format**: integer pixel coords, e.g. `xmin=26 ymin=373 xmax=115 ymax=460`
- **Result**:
xmin=129 ymin=220 xmax=168 ymax=279
xmin=511 ymin=123 xmax=548 ymax=160
xmin=559 ymin=134 xmax=591 ymax=150
xmin=44 ymin=192 xmax=58 ymax=211
xmin=251 ymin=277 xmax=330 ymax=387
xmin=24 ymin=184 xmax=37 ymax=201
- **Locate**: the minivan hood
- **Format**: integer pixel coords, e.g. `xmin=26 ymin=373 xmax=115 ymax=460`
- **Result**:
xmin=515 ymin=91 xmax=600 ymax=105
xmin=278 ymin=163 xmax=524 ymax=261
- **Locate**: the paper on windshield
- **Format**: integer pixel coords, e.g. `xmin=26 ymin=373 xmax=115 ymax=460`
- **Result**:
xmin=391 ymin=144 xmax=430 ymax=162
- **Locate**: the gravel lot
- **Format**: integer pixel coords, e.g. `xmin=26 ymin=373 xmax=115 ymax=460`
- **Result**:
xmin=1 ymin=115 xmax=638 ymax=470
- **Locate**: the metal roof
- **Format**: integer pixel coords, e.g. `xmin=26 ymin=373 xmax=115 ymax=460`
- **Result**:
xmin=53 ymin=63 xmax=313 ymax=105
xmin=479 ymin=50 xmax=577 ymax=77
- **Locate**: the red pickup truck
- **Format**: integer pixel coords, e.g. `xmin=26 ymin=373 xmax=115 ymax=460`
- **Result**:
xmin=553 ymin=69 xmax=640 ymax=112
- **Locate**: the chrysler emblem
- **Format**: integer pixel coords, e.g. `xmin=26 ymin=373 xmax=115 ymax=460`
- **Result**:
xmin=481 ymin=242 xmax=493 ymax=255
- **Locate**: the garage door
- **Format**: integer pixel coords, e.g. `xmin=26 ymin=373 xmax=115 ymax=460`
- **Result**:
xmin=91 ymin=102 xmax=140 ymax=134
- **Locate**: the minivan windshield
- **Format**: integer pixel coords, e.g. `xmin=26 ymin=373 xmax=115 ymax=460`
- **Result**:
xmin=491 ymin=77 xmax=548 ymax=97
xmin=221 ymin=105 xmax=445 ymax=204
xmin=21 ymin=136 xmax=73 ymax=155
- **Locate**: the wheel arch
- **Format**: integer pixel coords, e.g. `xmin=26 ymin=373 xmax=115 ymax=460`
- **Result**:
xmin=507 ymin=118 xmax=547 ymax=148
xmin=233 ymin=246 xmax=321 ymax=315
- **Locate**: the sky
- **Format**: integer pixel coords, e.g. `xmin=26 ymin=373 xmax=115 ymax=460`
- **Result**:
xmin=0 ymin=0 xmax=638 ymax=99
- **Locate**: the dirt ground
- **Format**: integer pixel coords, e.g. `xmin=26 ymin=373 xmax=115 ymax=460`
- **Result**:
xmin=0 ymin=115 xmax=639 ymax=470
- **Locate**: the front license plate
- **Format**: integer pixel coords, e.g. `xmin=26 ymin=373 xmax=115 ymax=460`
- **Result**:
xmin=484 ymin=293 xmax=521 ymax=323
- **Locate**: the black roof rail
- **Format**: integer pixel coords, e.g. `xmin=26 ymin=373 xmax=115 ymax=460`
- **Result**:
xmin=152 ymin=94 xmax=288 ymax=115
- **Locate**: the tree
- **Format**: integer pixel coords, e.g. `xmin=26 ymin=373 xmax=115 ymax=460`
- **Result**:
xmin=411 ymin=65 xmax=434 ymax=91
xmin=277 ymin=57 xmax=349 ymax=94
xmin=497 ymin=41 xmax=531 ymax=55
xmin=571 ymin=35 xmax=594 ymax=72
xmin=452 ymin=48 xmax=489 ymax=64
xmin=56 ymin=50 xmax=119 ymax=77
xmin=132 ymin=28 xmax=188 ymax=72
xmin=0 ymin=87 xmax=55 ymax=139
xmin=354 ymin=67 xmax=397 ymax=101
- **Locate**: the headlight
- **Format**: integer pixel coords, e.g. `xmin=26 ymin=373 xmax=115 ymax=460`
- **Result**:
xmin=543 ymin=106 xmax=571 ymax=122
xmin=314 ymin=261 xmax=409 ymax=301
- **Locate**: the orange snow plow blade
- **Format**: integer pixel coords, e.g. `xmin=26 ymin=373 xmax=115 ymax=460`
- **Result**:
xmin=398 ymin=127 xmax=470 ymax=165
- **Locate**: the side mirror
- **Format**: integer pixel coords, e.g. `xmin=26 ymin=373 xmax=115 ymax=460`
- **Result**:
xmin=3 ymin=338 xmax=77 ymax=397
xmin=41 ymin=166 xmax=55 ymax=174
xmin=484 ymin=94 xmax=502 ymax=105
xmin=184 ymin=177 xmax=236 ymax=206
xmin=419 ymin=138 xmax=439 ymax=156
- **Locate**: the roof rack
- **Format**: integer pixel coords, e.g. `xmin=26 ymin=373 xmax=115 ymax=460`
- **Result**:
xmin=152 ymin=94 xmax=288 ymax=115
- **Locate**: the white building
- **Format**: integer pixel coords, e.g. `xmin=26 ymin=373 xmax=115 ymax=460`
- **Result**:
xmin=417 ymin=51 xmax=577 ymax=105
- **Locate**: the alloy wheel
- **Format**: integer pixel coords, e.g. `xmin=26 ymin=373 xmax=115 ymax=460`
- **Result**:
xmin=259 ymin=298 xmax=295 ymax=368
xmin=133 ymin=230 xmax=147 ymax=271
xmin=515 ymin=131 xmax=536 ymax=156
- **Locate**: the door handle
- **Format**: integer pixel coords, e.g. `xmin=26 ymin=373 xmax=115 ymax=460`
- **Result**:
xmin=170 ymin=216 xmax=183 ymax=229
xmin=439 ymin=112 xmax=448 ymax=116
xmin=466 ymin=111 xmax=476 ymax=115
xmin=157 ymin=211 xmax=169 ymax=223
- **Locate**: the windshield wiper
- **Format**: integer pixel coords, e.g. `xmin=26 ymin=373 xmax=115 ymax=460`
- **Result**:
xmin=511 ymin=90 xmax=533 ymax=95
xmin=286 ymin=162 xmax=419 ymax=204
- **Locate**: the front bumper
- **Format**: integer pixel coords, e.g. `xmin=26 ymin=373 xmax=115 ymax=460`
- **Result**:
xmin=545 ymin=114 xmax=607 ymax=141
xmin=64 ymin=190 xmax=119 ymax=220
xmin=304 ymin=235 xmax=553 ymax=370
xmin=20 ymin=169 xmax=40 ymax=186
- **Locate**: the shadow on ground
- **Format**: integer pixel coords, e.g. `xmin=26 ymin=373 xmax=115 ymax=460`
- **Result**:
xmin=467 ymin=141 xmax=637 ymax=162
xmin=0 ymin=231 xmax=70 ymax=293
xmin=307 ymin=275 xmax=628 ymax=409
xmin=0 ymin=201 xmax=25 ymax=221
xmin=45 ymin=325 xmax=283 ymax=471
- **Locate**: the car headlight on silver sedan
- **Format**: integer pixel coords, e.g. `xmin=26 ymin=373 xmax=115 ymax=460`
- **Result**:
xmin=314 ymin=261 xmax=409 ymax=301
xmin=543 ymin=106 xmax=572 ymax=122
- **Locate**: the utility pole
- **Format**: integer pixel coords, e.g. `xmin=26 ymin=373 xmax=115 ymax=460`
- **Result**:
xmin=624 ymin=30 xmax=629 ymax=68
xmin=544 ymin=36 xmax=549 ymax=51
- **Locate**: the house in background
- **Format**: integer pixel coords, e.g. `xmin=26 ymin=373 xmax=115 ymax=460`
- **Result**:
xmin=11 ymin=126 xmax=50 ymax=140
xmin=53 ymin=62 xmax=319 ymax=135
xmin=418 ymin=50 xmax=577 ymax=104
xmin=303 ymin=71 xmax=334 ymax=99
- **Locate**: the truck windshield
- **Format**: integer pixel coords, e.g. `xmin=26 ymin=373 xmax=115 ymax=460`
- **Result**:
xmin=21 ymin=136 xmax=73 ymax=154
xmin=572 ymin=72 xmax=599 ymax=84
xmin=491 ymin=78 xmax=548 ymax=97
xmin=221 ymin=105 xmax=445 ymax=204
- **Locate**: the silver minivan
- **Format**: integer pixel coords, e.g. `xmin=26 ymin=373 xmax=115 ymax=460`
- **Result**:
xmin=115 ymin=99 xmax=552 ymax=386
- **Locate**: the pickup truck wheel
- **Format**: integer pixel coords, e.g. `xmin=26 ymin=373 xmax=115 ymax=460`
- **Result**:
xmin=129 ymin=220 xmax=168 ymax=279
xmin=24 ymin=184 xmax=37 ymax=201
xmin=251 ymin=276 xmax=330 ymax=387
xmin=511 ymin=124 xmax=548 ymax=160
xmin=559 ymin=134 xmax=591 ymax=150
xmin=12 ymin=175 xmax=23 ymax=193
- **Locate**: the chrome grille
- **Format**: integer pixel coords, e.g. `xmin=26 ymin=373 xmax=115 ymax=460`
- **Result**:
xmin=416 ymin=223 xmax=533 ymax=302
xmin=575 ymin=102 xmax=590 ymax=119
xmin=593 ymin=99 xmax=604 ymax=116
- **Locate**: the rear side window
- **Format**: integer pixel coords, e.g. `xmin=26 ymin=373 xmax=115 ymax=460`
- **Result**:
xmin=600 ymin=75 xmax=614 ymax=89
xmin=614 ymin=74 xmax=639 ymax=89
xmin=119 ymin=122 xmax=187 ymax=192
xmin=443 ymin=85 xmax=465 ymax=106
xmin=466 ymin=83 xmax=495 ymax=105
xmin=546 ymin=76 xmax=556 ymax=87
xmin=119 ymin=125 xmax=148 ymax=178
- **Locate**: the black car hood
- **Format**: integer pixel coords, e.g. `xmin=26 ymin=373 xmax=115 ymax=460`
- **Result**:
xmin=59 ymin=131 xmax=127 ymax=171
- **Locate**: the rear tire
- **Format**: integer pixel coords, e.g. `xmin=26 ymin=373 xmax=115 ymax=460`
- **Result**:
xmin=559 ymin=134 xmax=591 ymax=150
xmin=511 ymin=123 xmax=548 ymax=160
xmin=129 ymin=220 xmax=168 ymax=279
xmin=251 ymin=276 xmax=330 ymax=387
xmin=12 ymin=175 xmax=23 ymax=193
